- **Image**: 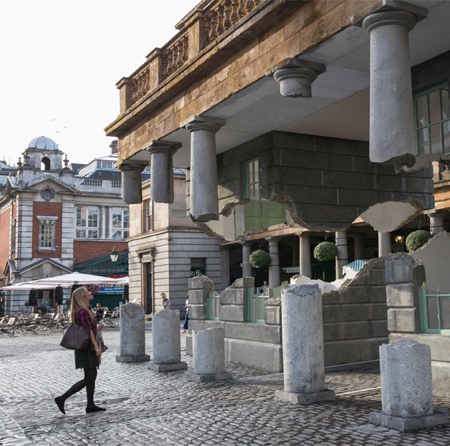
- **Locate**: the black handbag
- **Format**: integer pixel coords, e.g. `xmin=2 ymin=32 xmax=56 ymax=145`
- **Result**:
xmin=60 ymin=323 xmax=90 ymax=350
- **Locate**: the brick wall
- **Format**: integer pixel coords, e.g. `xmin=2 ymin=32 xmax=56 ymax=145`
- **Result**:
xmin=32 ymin=202 xmax=62 ymax=258
xmin=74 ymin=241 xmax=127 ymax=265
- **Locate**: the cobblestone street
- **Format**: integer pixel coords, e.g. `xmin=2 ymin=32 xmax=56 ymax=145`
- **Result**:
xmin=1 ymin=328 xmax=449 ymax=446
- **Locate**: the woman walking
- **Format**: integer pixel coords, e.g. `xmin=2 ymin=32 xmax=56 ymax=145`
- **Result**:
xmin=54 ymin=286 xmax=105 ymax=414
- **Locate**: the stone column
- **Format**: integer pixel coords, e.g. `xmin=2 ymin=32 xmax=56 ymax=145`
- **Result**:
xmin=190 ymin=327 xmax=232 ymax=382
xmin=335 ymin=231 xmax=348 ymax=279
xmin=267 ymin=237 xmax=281 ymax=288
xmin=148 ymin=308 xmax=187 ymax=371
xmin=272 ymin=58 xmax=326 ymax=98
xmin=275 ymin=284 xmax=335 ymax=404
xmin=378 ymin=231 xmax=391 ymax=257
xmin=181 ymin=115 xmax=225 ymax=222
xmin=360 ymin=6 xmax=426 ymax=166
xmin=120 ymin=163 xmax=145 ymax=204
xmin=369 ymin=340 xmax=448 ymax=431
xmin=241 ymin=241 xmax=252 ymax=278
xmin=116 ymin=303 xmax=150 ymax=363
xmin=146 ymin=141 xmax=181 ymax=203
xmin=220 ymin=246 xmax=230 ymax=289
xmin=429 ymin=214 xmax=444 ymax=235
xmin=298 ymin=232 xmax=311 ymax=278
xmin=352 ymin=235 xmax=365 ymax=260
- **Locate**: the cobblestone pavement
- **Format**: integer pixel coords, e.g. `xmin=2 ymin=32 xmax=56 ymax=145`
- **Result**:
xmin=1 ymin=328 xmax=450 ymax=446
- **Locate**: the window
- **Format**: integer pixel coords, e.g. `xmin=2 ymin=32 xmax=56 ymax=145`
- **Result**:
xmin=245 ymin=158 xmax=260 ymax=200
xmin=37 ymin=216 xmax=57 ymax=250
xmin=111 ymin=207 xmax=129 ymax=239
xmin=414 ymin=83 xmax=450 ymax=155
xmin=190 ymin=258 xmax=206 ymax=277
xmin=420 ymin=288 xmax=450 ymax=335
xmin=76 ymin=206 xmax=99 ymax=239
xmin=144 ymin=199 xmax=153 ymax=232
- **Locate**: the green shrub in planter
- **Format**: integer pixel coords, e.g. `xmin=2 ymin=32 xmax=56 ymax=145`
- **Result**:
xmin=405 ymin=230 xmax=432 ymax=253
xmin=313 ymin=241 xmax=338 ymax=262
xmin=249 ymin=249 xmax=271 ymax=268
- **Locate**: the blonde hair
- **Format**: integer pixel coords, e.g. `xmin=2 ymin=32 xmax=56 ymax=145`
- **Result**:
xmin=70 ymin=286 xmax=96 ymax=324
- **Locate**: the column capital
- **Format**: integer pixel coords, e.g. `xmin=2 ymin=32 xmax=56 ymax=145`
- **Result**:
xmin=270 ymin=58 xmax=326 ymax=98
xmin=119 ymin=161 xmax=147 ymax=173
xmin=352 ymin=1 xmax=427 ymax=28
xmin=146 ymin=140 xmax=181 ymax=156
xmin=181 ymin=115 xmax=226 ymax=133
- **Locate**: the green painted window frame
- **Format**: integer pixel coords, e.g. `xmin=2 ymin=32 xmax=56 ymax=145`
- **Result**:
xmin=244 ymin=158 xmax=260 ymax=200
xmin=414 ymin=82 xmax=450 ymax=156
xmin=419 ymin=288 xmax=450 ymax=335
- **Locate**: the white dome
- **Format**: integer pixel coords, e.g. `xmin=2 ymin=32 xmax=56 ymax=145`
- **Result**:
xmin=28 ymin=136 xmax=59 ymax=151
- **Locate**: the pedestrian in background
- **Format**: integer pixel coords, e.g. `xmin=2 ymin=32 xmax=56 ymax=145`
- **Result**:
xmin=182 ymin=293 xmax=189 ymax=334
xmin=162 ymin=292 xmax=170 ymax=309
xmin=54 ymin=286 xmax=106 ymax=415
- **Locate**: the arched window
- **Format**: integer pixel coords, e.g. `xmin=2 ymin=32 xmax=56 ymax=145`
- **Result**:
xmin=41 ymin=157 xmax=51 ymax=170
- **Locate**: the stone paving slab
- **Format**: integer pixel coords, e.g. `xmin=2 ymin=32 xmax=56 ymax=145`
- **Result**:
xmin=0 ymin=329 xmax=449 ymax=445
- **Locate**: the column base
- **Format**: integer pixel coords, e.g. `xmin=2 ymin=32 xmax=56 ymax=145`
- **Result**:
xmin=369 ymin=411 xmax=448 ymax=432
xmin=275 ymin=389 xmax=336 ymax=405
xmin=188 ymin=371 xmax=232 ymax=382
xmin=116 ymin=354 xmax=151 ymax=363
xmin=148 ymin=361 xmax=188 ymax=371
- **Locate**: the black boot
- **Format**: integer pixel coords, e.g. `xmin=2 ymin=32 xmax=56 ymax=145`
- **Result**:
xmin=86 ymin=405 xmax=106 ymax=413
xmin=54 ymin=396 xmax=66 ymax=414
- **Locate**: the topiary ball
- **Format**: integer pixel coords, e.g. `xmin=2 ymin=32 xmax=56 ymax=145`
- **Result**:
xmin=313 ymin=241 xmax=339 ymax=262
xmin=249 ymin=249 xmax=271 ymax=268
xmin=405 ymin=230 xmax=432 ymax=253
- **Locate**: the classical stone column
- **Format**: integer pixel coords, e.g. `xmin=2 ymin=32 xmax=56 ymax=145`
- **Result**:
xmin=275 ymin=284 xmax=335 ymax=404
xmin=352 ymin=235 xmax=365 ymax=260
xmin=267 ymin=237 xmax=281 ymax=288
xmin=360 ymin=6 xmax=426 ymax=166
xmin=335 ymin=231 xmax=348 ymax=279
xmin=241 ymin=241 xmax=252 ymax=278
xmin=369 ymin=340 xmax=448 ymax=431
xmin=220 ymin=246 xmax=230 ymax=288
xmin=429 ymin=214 xmax=444 ymax=235
xmin=181 ymin=115 xmax=225 ymax=222
xmin=272 ymin=58 xmax=326 ymax=98
xmin=298 ymin=232 xmax=311 ymax=278
xmin=120 ymin=163 xmax=145 ymax=204
xmin=146 ymin=140 xmax=181 ymax=203
xmin=378 ymin=232 xmax=391 ymax=257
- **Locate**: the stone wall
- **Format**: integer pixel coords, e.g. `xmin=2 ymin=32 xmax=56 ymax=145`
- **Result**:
xmin=217 ymin=131 xmax=433 ymax=230
xmin=385 ymin=252 xmax=450 ymax=396
xmin=187 ymin=260 xmax=389 ymax=373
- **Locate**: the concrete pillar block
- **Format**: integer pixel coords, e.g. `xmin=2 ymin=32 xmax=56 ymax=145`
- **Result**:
xmin=120 ymin=164 xmax=145 ymax=204
xmin=386 ymin=283 xmax=417 ymax=307
xmin=149 ymin=308 xmax=187 ymax=371
xmin=116 ymin=303 xmax=150 ymax=363
xmin=369 ymin=340 xmax=448 ymax=431
xmin=275 ymin=285 xmax=335 ymax=404
xmin=387 ymin=308 xmax=420 ymax=333
xmin=190 ymin=327 xmax=232 ymax=382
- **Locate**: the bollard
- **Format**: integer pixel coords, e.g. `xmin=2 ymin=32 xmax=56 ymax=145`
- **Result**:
xmin=369 ymin=339 xmax=448 ymax=431
xmin=275 ymin=284 xmax=335 ymax=404
xmin=189 ymin=327 xmax=232 ymax=382
xmin=148 ymin=308 xmax=187 ymax=371
xmin=116 ymin=303 xmax=150 ymax=363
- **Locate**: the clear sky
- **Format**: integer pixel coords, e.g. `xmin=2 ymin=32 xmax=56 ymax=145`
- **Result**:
xmin=1 ymin=0 xmax=200 ymax=166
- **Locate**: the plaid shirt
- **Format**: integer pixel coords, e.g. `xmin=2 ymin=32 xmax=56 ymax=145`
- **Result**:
xmin=75 ymin=308 xmax=97 ymax=336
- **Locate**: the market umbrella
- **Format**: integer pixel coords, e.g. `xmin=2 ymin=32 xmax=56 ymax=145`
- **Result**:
xmin=28 ymin=272 xmax=121 ymax=286
xmin=0 ymin=282 xmax=59 ymax=290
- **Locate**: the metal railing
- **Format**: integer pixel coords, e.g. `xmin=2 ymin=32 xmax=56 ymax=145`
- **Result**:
xmin=247 ymin=288 xmax=265 ymax=323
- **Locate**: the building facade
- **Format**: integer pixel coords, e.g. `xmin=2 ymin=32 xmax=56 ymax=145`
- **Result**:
xmin=0 ymin=136 xmax=128 ymax=313
xmin=105 ymin=0 xmax=450 ymax=390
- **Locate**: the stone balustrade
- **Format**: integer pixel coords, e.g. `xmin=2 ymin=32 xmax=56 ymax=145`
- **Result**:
xmin=117 ymin=0 xmax=267 ymax=112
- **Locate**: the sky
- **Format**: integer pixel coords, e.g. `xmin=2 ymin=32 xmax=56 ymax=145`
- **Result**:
xmin=1 ymin=0 xmax=200 ymax=166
